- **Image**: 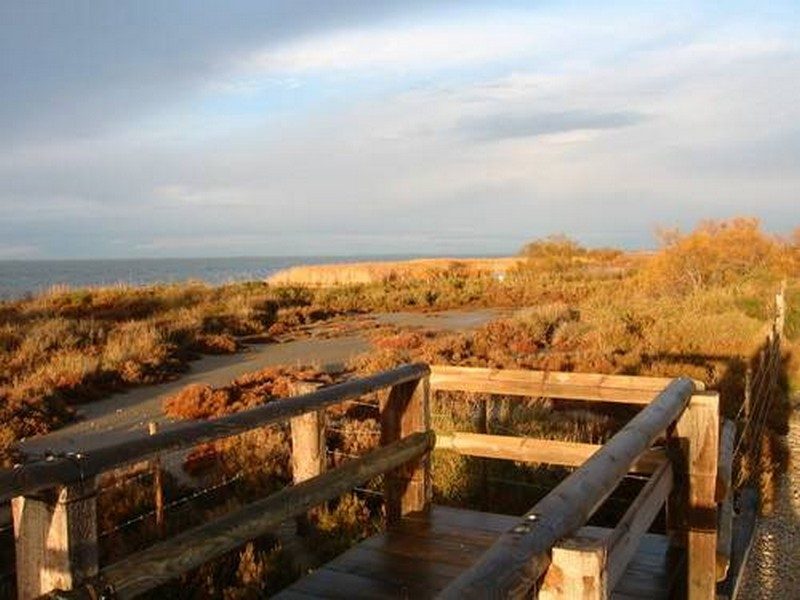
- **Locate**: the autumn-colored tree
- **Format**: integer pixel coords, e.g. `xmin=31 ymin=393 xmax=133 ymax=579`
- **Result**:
xmin=646 ymin=217 xmax=783 ymax=291
xmin=518 ymin=234 xmax=588 ymax=271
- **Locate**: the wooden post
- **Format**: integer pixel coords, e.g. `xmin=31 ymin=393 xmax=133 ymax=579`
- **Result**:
xmin=743 ymin=367 xmax=752 ymax=420
xmin=380 ymin=375 xmax=431 ymax=524
xmin=667 ymin=392 xmax=719 ymax=599
xmin=775 ymin=280 xmax=786 ymax=339
xmin=290 ymin=381 xmax=325 ymax=533
xmin=540 ymin=534 xmax=607 ymax=600
xmin=473 ymin=396 xmax=490 ymax=511
xmin=716 ymin=419 xmax=736 ymax=581
xmin=148 ymin=422 xmax=165 ymax=538
xmin=12 ymin=479 xmax=98 ymax=599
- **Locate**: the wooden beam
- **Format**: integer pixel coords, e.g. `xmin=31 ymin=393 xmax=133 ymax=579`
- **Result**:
xmin=540 ymin=461 xmax=672 ymax=598
xmin=716 ymin=419 xmax=736 ymax=581
xmin=380 ymin=376 xmax=431 ymax=524
xmin=290 ymin=381 xmax=326 ymax=533
xmin=434 ymin=432 xmax=666 ymax=474
xmin=606 ymin=460 xmax=672 ymax=589
xmin=540 ymin=534 xmax=607 ymax=600
xmin=429 ymin=365 xmax=702 ymax=404
xmin=147 ymin=422 xmax=165 ymax=539
xmin=439 ymin=377 xmax=696 ymax=599
xmin=12 ymin=479 xmax=98 ymax=599
xmin=47 ymin=431 xmax=435 ymax=600
xmin=667 ymin=393 xmax=719 ymax=600
xmin=0 ymin=363 xmax=430 ymax=503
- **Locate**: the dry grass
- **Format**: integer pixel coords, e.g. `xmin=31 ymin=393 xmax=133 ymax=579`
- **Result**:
xmin=1 ymin=217 xmax=799 ymax=596
xmin=0 ymin=282 xmax=284 ymax=464
xmin=266 ymin=257 xmax=521 ymax=286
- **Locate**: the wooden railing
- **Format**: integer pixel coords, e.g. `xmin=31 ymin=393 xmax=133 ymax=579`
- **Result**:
xmin=428 ymin=365 xmax=721 ymax=600
xmin=3 ymin=363 xmax=728 ymax=599
xmin=7 ymin=363 xmax=432 ymax=599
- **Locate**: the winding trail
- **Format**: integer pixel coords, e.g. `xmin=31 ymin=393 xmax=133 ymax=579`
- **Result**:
xmin=740 ymin=402 xmax=800 ymax=599
xmin=19 ymin=309 xmax=503 ymax=456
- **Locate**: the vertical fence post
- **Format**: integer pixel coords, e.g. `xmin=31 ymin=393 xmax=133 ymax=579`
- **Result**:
xmin=381 ymin=374 xmax=431 ymax=525
xmin=148 ymin=421 xmax=165 ymax=538
xmin=743 ymin=367 xmax=752 ymax=421
xmin=775 ymin=280 xmax=786 ymax=339
xmin=473 ymin=396 xmax=490 ymax=511
xmin=12 ymin=479 xmax=99 ymax=599
xmin=290 ymin=381 xmax=326 ymax=533
xmin=540 ymin=536 xmax=608 ymax=600
xmin=667 ymin=392 xmax=719 ymax=599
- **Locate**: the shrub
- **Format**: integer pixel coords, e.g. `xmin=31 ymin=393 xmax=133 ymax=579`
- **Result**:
xmin=645 ymin=218 xmax=784 ymax=292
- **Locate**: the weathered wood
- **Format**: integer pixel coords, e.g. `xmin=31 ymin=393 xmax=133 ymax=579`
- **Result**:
xmin=540 ymin=534 xmax=607 ymax=600
xmin=715 ymin=419 xmax=736 ymax=581
xmin=12 ymin=479 xmax=98 ymax=599
xmin=276 ymin=506 xmax=517 ymax=600
xmin=429 ymin=366 xmax=702 ymax=404
xmin=290 ymin=382 xmax=326 ymax=532
xmin=775 ymin=280 xmax=786 ymax=337
xmin=0 ymin=363 xmax=430 ymax=503
xmin=278 ymin=509 xmax=676 ymax=600
xmin=48 ymin=431 xmax=435 ymax=600
xmin=435 ymin=432 xmax=667 ymax=474
xmin=438 ymin=377 xmax=696 ymax=599
xmin=473 ymin=397 xmax=490 ymax=511
xmin=380 ymin=376 xmax=431 ymax=524
xmin=743 ymin=367 xmax=752 ymax=420
xmin=717 ymin=487 xmax=758 ymax=600
xmin=147 ymin=422 xmax=165 ymax=538
xmin=539 ymin=461 xmax=672 ymax=598
xmin=606 ymin=460 xmax=672 ymax=589
xmin=667 ymin=393 xmax=719 ymax=600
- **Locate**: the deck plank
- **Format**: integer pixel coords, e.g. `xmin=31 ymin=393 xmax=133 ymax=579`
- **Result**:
xmin=275 ymin=505 xmax=674 ymax=599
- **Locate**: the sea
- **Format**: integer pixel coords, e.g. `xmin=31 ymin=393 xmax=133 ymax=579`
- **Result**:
xmin=0 ymin=255 xmax=424 ymax=300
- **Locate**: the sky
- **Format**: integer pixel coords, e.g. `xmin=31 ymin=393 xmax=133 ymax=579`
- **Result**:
xmin=1 ymin=1 xmax=799 ymax=259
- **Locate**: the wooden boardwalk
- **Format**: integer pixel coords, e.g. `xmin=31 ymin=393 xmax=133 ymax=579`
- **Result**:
xmin=1 ymin=363 xmax=735 ymax=599
xmin=277 ymin=506 xmax=678 ymax=599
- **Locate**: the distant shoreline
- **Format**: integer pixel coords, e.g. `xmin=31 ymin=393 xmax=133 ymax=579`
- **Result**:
xmin=0 ymin=254 xmax=512 ymax=299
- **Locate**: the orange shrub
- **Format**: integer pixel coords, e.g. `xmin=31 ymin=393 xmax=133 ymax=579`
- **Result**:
xmin=645 ymin=218 xmax=785 ymax=291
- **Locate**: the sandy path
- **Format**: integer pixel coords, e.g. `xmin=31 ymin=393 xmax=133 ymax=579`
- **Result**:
xmin=19 ymin=309 xmax=503 ymax=456
xmin=740 ymin=402 xmax=800 ymax=598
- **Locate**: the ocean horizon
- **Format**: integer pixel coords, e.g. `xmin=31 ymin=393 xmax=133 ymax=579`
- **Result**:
xmin=0 ymin=254 xmax=496 ymax=299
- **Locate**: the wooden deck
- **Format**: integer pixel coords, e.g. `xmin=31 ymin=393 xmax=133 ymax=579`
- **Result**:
xmin=275 ymin=505 xmax=677 ymax=599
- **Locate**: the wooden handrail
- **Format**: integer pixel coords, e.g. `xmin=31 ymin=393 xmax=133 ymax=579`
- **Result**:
xmin=605 ymin=460 xmax=673 ymax=589
xmin=435 ymin=432 xmax=667 ymax=474
xmin=429 ymin=365 xmax=703 ymax=404
xmin=439 ymin=377 xmax=696 ymax=599
xmin=539 ymin=460 xmax=674 ymax=599
xmin=1 ymin=363 xmax=430 ymax=503
xmin=46 ymin=431 xmax=435 ymax=600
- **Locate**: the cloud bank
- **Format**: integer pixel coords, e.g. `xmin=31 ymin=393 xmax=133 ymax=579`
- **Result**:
xmin=1 ymin=2 xmax=799 ymax=258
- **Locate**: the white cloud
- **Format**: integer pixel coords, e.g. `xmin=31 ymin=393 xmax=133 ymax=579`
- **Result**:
xmin=240 ymin=9 xmax=690 ymax=75
xmin=2 ymin=4 xmax=799 ymax=257
xmin=245 ymin=19 xmax=540 ymax=72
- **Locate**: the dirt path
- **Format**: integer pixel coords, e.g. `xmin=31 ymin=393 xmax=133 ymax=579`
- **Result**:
xmin=19 ymin=309 xmax=503 ymax=456
xmin=740 ymin=402 xmax=800 ymax=599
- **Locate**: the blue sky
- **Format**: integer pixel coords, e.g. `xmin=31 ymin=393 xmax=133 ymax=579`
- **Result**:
xmin=1 ymin=1 xmax=798 ymax=258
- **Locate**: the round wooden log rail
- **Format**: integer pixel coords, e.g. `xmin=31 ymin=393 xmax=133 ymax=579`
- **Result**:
xmin=46 ymin=430 xmax=435 ymax=600
xmin=439 ymin=377 xmax=697 ymax=599
xmin=0 ymin=363 xmax=430 ymax=503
